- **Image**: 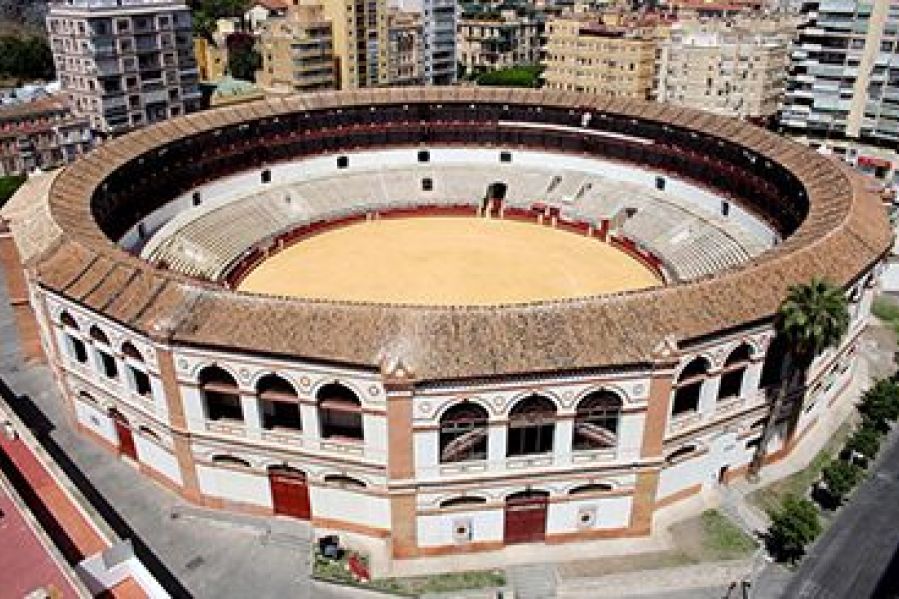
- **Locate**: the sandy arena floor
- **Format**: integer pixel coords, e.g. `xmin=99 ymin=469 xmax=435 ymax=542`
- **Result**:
xmin=238 ymin=217 xmax=661 ymax=305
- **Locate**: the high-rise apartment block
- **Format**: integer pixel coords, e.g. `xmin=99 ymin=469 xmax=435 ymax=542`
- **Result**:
xmin=419 ymin=0 xmax=456 ymax=84
xmin=781 ymin=0 xmax=899 ymax=144
xmin=322 ymin=0 xmax=390 ymax=88
xmin=46 ymin=0 xmax=201 ymax=135
xmin=656 ymin=17 xmax=796 ymax=119
xmin=387 ymin=8 xmax=424 ymax=85
xmin=257 ymin=0 xmax=336 ymax=93
xmin=543 ymin=14 xmax=662 ymax=100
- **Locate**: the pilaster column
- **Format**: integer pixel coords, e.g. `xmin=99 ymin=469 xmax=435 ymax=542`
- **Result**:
xmin=741 ymin=360 xmax=764 ymax=399
xmin=154 ymin=344 xmax=202 ymax=502
xmin=382 ymin=359 xmax=419 ymax=558
xmin=299 ymin=401 xmax=320 ymax=439
xmin=240 ymin=393 xmax=262 ymax=439
xmin=487 ymin=421 xmax=507 ymax=470
xmin=553 ymin=417 xmax=574 ymax=466
xmin=699 ymin=373 xmax=721 ymax=418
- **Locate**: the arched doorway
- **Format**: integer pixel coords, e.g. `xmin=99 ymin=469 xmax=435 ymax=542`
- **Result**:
xmin=268 ymin=465 xmax=311 ymax=520
xmin=504 ymin=490 xmax=550 ymax=544
xmin=109 ymin=408 xmax=137 ymax=461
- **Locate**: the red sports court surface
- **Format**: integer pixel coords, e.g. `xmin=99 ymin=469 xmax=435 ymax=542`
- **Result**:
xmin=0 ymin=481 xmax=79 ymax=598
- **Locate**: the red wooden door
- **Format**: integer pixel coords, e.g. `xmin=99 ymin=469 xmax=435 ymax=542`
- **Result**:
xmin=111 ymin=410 xmax=137 ymax=461
xmin=504 ymin=492 xmax=548 ymax=545
xmin=269 ymin=467 xmax=311 ymax=520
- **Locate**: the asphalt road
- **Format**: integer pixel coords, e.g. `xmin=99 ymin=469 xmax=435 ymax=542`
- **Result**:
xmin=782 ymin=426 xmax=899 ymax=599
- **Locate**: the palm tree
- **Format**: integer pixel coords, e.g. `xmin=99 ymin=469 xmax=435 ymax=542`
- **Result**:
xmin=748 ymin=277 xmax=850 ymax=478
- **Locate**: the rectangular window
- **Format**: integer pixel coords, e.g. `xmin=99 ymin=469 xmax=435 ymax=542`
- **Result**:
xmin=130 ymin=366 xmax=151 ymax=397
xmin=99 ymin=351 xmax=118 ymax=379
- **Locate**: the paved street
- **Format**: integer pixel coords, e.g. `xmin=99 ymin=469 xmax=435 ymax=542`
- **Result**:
xmin=782 ymin=425 xmax=899 ymax=599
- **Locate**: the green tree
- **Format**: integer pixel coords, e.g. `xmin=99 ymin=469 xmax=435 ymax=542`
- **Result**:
xmin=0 ymin=35 xmax=55 ymax=81
xmin=225 ymin=32 xmax=261 ymax=81
xmin=845 ymin=424 xmax=883 ymax=461
xmin=858 ymin=378 xmax=899 ymax=432
xmin=820 ymin=459 xmax=862 ymax=505
xmin=189 ymin=0 xmax=250 ymax=39
xmin=750 ymin=278 xmax=850 ymax=477
xmin=765 ymin=495 xmax=822 ymax=564
xmin=0 ymin=175 xmax=26 ymax=209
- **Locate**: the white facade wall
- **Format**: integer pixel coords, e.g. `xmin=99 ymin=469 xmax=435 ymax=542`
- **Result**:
xmin=658 ymin=452 xmax=710 ymax=499
xmin=310 ymin=487 xmax=391 ymax=530
xmin=548 ymin=494 xmax=633 ymax=534
xmin=196 ymin=464 xmax=273 ymax=508
xmin=417 ymin=509 xmax=504 ymax=547
xmin=74 ymin=397 xmax=118 ymax=446
xmin=134 ymin=435 xmax=182 ymax=486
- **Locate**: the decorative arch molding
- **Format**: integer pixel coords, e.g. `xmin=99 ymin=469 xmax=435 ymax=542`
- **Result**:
xmin=673 ymin=354 xmax=714 ymax=380
xmin=572 ymin=384 xmax=632 ymax=408
xmin=432 ymin=396 xmax=495 ymax=422
xmin=309 ymin=378 xmax=368 ymax=408
xmin=249 ymin=369 xmax=304 ymax=394
xmin=503 ymin=389 xmax=563 ymax=417
xmin=192 ymin=362 xmax=242 ymax=386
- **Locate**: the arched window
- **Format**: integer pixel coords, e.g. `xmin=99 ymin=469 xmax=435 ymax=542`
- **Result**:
xmin=199 ymin=366 xmax=243 ymax=422
xmin=90 ymin=326 xmax=117 ymax=379
xmin=439 ymin=402 xmax=488 ymax=463
xmin=507 ymin=395 xmax=556 ymax=457
xmin=323 ymin=474 xmax=366 ymax=489
xmin=672 ymin=357 xmax=709 ymax=416
xmin=440 ymin=496 xmax=487 ymax=508
xmin=212 ymin=454 xmax=251 ymax=468
xmin=258 ymin=374 xmax=301 ymax=432
xmin=568 ymin=483 xmax=613 ymax=496
xmin=665 ymin=444 xmax=698 ymax=464
xmin=718 ymin=344 xmax=752 ymax=401
xmin=573 ymin=391 xmax=622 ymax=450
xmin=761 ymin=335 xmax=787 ymax=388
xmin=60 ymin=311 xmax=88 ymax=364
xmin=122 ymin=341 xmax=151 ymax=397
xmin=317 ymin=383 xmax=363 ymax=441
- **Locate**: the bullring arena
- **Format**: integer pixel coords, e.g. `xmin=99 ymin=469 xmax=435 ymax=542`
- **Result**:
xmin=0 ymin=88 xmax=892 ymax=572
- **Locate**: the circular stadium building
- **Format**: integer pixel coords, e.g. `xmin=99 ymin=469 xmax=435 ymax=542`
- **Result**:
xmin=1 ymin=88 xmax=892 ymax=566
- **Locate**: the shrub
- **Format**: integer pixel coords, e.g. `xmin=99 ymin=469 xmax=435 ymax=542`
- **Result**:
xmin=845 ymin=425 xmax=882 ymax=462
xmin=858 ymin=378 xmax=899 ymax=432
xmin=765 ymin=495 xmax=821 ymax=564
xmin=820 ymin=459 xmax=863 ymax=506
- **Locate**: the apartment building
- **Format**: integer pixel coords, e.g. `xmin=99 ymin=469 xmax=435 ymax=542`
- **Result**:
xmin=322 ymin=0 xmax=390 ymax=88
xmin=387 ymin=8 xmax=424 ymax=85
xmin=0 ymin=97 xmax=93 ymax=176
xmin=257 ymin=0 xmax=336 ymax=93
xmin=656 ymin=17 xmax=796 ymax=120
xmin=543 ymin=13 xmax=663 ymax=100
xmin=46 ymin=0 xmax=201 ymax=135
xmin=458 ymin=7 xmax=545 ymax=75
xmin=781 ymin=0 xmax=899 ymax=145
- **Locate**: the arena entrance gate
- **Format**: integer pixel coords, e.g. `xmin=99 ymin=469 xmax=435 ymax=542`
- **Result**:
xmin=110 ymin=409 xmax=138 ymax=461
xmin=268 ymin=465 xmax=311 ymax=520
xmin=481 ymin=182 xmax=507 ymax=218
xmin=504 ymin=490 xmax=549 ymax=544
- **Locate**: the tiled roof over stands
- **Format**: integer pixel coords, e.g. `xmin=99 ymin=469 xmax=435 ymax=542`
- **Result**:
xmin=31 ymin=88 xmax=892 ymax=381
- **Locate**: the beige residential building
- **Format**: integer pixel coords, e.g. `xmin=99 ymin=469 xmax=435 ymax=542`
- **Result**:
xmin=387 ymin=9 xmax=424 ymax=86
xmin=322 ymin=0 xmax=389 ymax=88
xmin=655 ymin=17 xmax=796 ymax=119
xmin=256 ymin=0 xmax=336 ymax=94
xmin=457 ymin=9 xmax=545 ymax=75
xmin=194 ymin=36 xmax=227 ymax=82
xmin=46 ymin=0 xmax=201 ymax=135
xmin=543 ymin=14 xmax=662 ymax=100
xmin=0 ymin=97 xmax=93 ymax=176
